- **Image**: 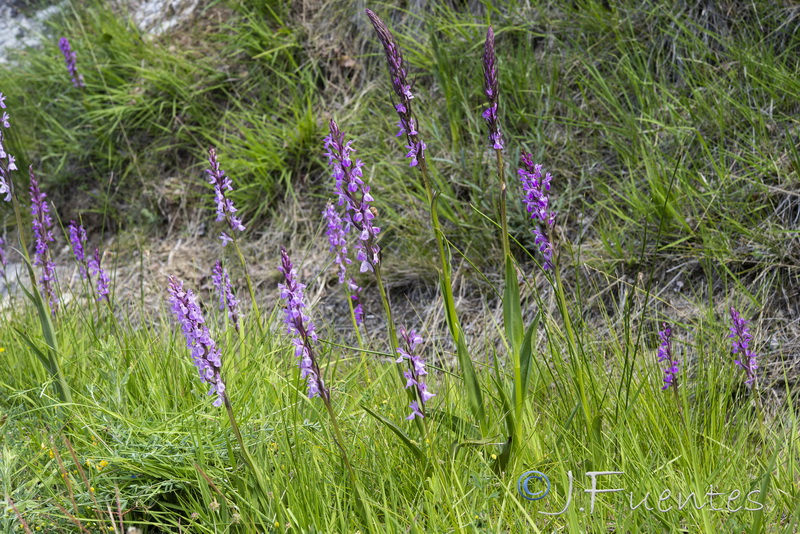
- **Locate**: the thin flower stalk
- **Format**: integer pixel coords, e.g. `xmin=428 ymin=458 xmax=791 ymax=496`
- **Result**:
xmin=657 ymin=323 xmax=680 ymax=390
xmin=212 ymin=260 xmax=240 ymax=332
xmin=729 ymin=307 xmax=758 ymax=386
xmin=58 ymin=38 xmax=85 ymax=88
xmin=29 ymin=167 xmax=58 ymax=315
xmin=0 ymin=235 xmax=8 ymax=291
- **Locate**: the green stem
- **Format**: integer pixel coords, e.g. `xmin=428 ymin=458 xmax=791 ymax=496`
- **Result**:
xmin=223 ymin=394 xmax=270 ymax=499
xmin=232 ymin=236 xmax=262 ymax=335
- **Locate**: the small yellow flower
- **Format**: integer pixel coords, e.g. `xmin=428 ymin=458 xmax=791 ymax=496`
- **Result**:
xmin=491 ymin=454 xmax=497 ymax=460
xmin=0 ymin=347 xmax=5 ymax=353
xmin=90 ymin=487 xmax=95 ymax=492
xmin=49 ymin=450 xmax=55 ymax=459
xmin=99 ymin=460 xmax=109 ymax=468
xmin=274 ymin=521 xmax=280 ymax=528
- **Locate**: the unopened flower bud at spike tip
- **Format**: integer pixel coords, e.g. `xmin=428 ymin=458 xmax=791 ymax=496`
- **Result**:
xmin=482 ymin=26 xmax=504 ymax=150
xmin=729 ymin=307 xmax=758 ymax=386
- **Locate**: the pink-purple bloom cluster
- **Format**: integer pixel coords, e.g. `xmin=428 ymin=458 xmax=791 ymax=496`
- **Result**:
xmin=396 ymin=326 xmax=435 ymax=419
xmin=323 ymin=202 xmax=351 ymax=284
xmin=212 ymin=260 xmax=240 ymax=331
xmin=278 ymin=247 xmax=327 ymax=400
xmin=58 ymin=38 xmax=85 ymax=88
xmin=482 ymin=27 xmax=503 ymax=150
xmin=324 ymin=120 xmax=381 ymax=274
xmin=88 ymin=248 xmax=110 ymax=302
xmin=0 ymin=92 xmax=18 ymax=202
xmin=29 ymin=167 xmax=58 ymax=314
xmin=68 ymin=221 xmax=88 ymax=278
xmin=729 ymin=307 xmax=758 ymax=386
xmin=518 ymin=154 xmax=556 ymax=270
xmin=657 ymin=323 xmax=679 ymax=390
xmin=167 ymin=275 xmax=226 ymax=407
xmin=365 ymin=9 xmax=426 ymax=167
xmin=206 ymin=147 xmax=245 ymax=246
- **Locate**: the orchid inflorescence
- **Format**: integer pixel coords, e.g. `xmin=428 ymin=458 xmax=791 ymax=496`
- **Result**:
xmin=59 ymin=38 xmax=85 ymax=88
xmin=396 ymin=327 xmax=435 ymax=420
xmin=278 ymin=247 xmax=327 ymax=400
xmin=212 ymin=260 xmax=240 ymax=332
xmin=657 ymin=323 xmax=680 ymax=390
xmin=168 ymin=275 xmax=226 ymax=406
xmin=29 ymin=167 xmax=58 ymax=314
xmin=206 ymin=147 xmax=245 ymax=247
xmin=729 ymin=307 xmax=758 ymax=386
xmin=482 ymin=27 xmax=503 ymax=151
xmin=0 ymin=92 xmax=18 ymax=203
xmin=518 ymin=154 xmax=557 ymax=270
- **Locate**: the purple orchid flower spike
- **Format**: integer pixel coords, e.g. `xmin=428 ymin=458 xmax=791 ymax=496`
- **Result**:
xmin=212 ymin=260 xmax=240 ymax=332
xmin=396 ymin=326 xmax=435 ymax=419
xmin=482 ymin=26 xmax=504 ymax=150
xmin=206 ymin=147 xmax=245 ymax=246
xmin=59 ymin=38 xmax=85 ymax=88
xmin=29 ymin=166 xmax=58 ymax=314
xmin=278 ymin=247 xmax=328 ymax=400
xmin=365 ymin=9 xmax=426 ymax=167
xmin=0 ymin=92 xmax=18 ymax=202
xmin=68 ymin=221 xmax=89 ymax=279
xmin=167 ymin=276 xmax=226 ymax=406
xmin=88 ymin=248 xmax=110 ymax=302
xmin=518 ymin=154 xmax=557 ymax=270
xmin=657 ymin=323 xmax=680 ymax=390
xmin=729 ymin=307 xmax=758 ymax=386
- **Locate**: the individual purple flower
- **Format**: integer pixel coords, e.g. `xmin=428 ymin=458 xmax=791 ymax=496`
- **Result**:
xmin=68 ymin=221 xmax=88 ymax=278
xmin=88 ymin=248 xmax=110 ymax=302
xmin=167 ymin=276 xmax=226 ymax=406
xmin=365 ymin=9 xmax=427 ymax=167
xmin=0 ymin=93 xmax=17 ymax=202
xmin=212 ymin=260 xmax=240 ymax=332
xmin=206 ymin=147 xmax=245 ymax=247
xmin=657 ymin=323 xmax=680 ymax=390
xmin=518 ymin=155 xmax=557 ymax=270
xmin=278 ymin=247 xmax=327 ymax=400
xmin=482 ymin=27 xmax=503 ymax=150
xmin=395 ymin=326 xmax=434 ymax=419
xmin=29 ymin=167 xmax=58 ymax=314
xmin=729 ymin=307 xmax=758 ymax=386
xmin=323 ymin=120 xmax=381 ymax=273
xmin=59 ymin=37 xmax=85 ymax=88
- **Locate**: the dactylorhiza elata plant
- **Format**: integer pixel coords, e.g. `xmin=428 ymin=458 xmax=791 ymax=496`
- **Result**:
xmin=396 ymin=327 xmax=435 ymax=420
xmin=212 ymin=260 xmax=240 ymax=332
xmin=657 ymin=323 xmax=680 ymax=390
xmin=29 ymin=167 xmax=58 ymax=315
xmin=322 ymin=120 xmax=385 ymax=340
xmin=518 ymin=154 xmax=557 ymax=271
xmin=0 ymin=92 xmax=18 ymax=202
xmin=729 ymin=307 xmax=758 ymax=386
xmin=167 ymin=276 xmax=226 ymax=407
xmin=68 ymin=221 xmax=88 ymax=279
xmin=58 ymin=38 xmax=85 ymax=89
xmin=278 ymin=247 xmax=326 ymax=400
xmin=88 ymin=249 xmax=110 ymax=302
xmin=205 ymin=147 xmax=259 ymax=324
xmin=366 ymin=8 xmax=487 ymax=438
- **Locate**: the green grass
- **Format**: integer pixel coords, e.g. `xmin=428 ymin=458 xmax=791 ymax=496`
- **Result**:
xmin=2 ymin=0 xmax=800 ymax=532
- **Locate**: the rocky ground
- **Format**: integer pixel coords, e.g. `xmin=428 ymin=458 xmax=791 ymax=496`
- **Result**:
xmin=0 ymin=0 xmax=201 ymax=62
